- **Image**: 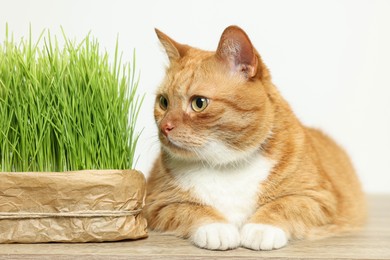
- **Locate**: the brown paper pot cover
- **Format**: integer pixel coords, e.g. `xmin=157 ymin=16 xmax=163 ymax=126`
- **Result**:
xmin=0 ymin=169 xmax=148 ymax=243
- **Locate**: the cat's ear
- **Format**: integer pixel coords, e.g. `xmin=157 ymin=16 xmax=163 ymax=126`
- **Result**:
xmin=155 ymin=29 xmax=188 ymax=62
xmin=216 ymin=26 xmax=258 ymax=78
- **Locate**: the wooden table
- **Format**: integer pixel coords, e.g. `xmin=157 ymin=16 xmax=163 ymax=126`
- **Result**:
xmin=0 ymin=195 xmax=389 ymax=259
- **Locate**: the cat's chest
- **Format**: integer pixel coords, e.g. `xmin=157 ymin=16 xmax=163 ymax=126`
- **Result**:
xmin=171 ymin=155 xmax=274 ymax=227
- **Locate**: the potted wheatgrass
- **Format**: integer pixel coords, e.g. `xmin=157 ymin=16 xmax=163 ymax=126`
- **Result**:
xmin=0 ymin=27 xmax=147 ymax=243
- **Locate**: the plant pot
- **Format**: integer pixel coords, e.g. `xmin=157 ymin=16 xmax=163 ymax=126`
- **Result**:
xmin=0 ymin=169 xmax=148 ymax=243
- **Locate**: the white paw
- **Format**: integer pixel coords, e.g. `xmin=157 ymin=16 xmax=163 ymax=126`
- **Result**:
xmin=191 ymin=223 xmax=240 ymax=250
xmin=241 ymin=223 xmax=288 ymax=250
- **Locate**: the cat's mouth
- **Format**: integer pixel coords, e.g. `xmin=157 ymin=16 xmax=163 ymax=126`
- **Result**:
xmin=161 ymin=137 xmax=202 ymax=161
xmin=166 ymin=137 xmax=187 ymax=149
xmin=160 ymin=129 xmax=205 ymax=149
xmin=161 ymin=134 xmax=204 ymax=156
xmin=161 ymin=132 xmax=253 ymax=167
xmin=163 ymin=135 xmax=260 ymax=167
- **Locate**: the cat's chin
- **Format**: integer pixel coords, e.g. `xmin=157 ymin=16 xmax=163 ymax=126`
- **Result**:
xmin=198 ymin=141 xmax=262 ymax=167
xmin=162 ymin=139 xmax=262 ymax=168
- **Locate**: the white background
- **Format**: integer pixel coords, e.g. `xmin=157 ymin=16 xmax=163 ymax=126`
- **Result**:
xmin=1 ymin=0 xmax=389 ymax=193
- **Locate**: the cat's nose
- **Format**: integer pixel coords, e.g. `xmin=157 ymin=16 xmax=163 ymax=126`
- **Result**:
xmin=161 ymin=122 xmax=175 ymax=136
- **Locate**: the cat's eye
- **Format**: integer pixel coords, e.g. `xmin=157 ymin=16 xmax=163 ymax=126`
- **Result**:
xmin=159 ymin=95 xmax=169 ymax=110
xmin=191 ymin=96 xmax=209 ymax=112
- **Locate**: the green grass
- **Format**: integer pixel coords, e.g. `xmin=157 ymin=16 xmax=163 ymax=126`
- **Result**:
xmin=0 ymin=26 xmax=143 ymax=172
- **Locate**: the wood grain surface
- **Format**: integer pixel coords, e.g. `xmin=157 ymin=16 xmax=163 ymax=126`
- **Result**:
xmin=0 ymin=194 xmax=389 ymax=259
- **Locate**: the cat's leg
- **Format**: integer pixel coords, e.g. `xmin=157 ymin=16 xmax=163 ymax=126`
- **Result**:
xmin=146 ymin=202 xmax=240 ymax=250
xmin=241 ymin=195 xmax=331 ymax=250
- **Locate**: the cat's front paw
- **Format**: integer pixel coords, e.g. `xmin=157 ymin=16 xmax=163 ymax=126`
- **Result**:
xmin=241 ymin=223 xmax=288 ymax=250
xmin=191 ymin=223 xmax=240 ymax=250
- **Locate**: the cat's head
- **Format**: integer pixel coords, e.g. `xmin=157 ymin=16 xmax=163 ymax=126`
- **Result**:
xmin=154 ymin=26 xmax=274 ymax=167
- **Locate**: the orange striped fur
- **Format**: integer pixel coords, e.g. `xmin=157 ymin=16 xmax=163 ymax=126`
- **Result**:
xmin=145 ymin=26 xmax=366 ymax=251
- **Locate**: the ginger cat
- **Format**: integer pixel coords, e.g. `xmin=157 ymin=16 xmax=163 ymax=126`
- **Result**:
xmin=145 ymin=25 xmax=366 ymax=251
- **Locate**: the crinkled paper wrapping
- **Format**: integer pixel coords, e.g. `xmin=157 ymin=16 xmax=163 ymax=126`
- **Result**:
xmin=0 ymin=169 xmax=148 ymax=243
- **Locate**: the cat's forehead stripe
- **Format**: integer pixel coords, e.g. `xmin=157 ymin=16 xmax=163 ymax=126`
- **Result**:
xmin=171 ymin=66 xmax=196 ymax=97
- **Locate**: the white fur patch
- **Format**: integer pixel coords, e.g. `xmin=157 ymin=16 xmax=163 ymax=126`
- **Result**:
xmin=191 ymin=223 xmax=240 ymax=250
xmin=197 ymin=140 xmax=260 ymax=167
xmin=171 ymin=143 xmax=274 ymax=227
xmin=241 ymin=223 xmax=288 ymax=250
